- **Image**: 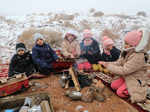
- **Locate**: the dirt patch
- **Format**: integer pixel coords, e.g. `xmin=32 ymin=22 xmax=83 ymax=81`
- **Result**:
xmin=18 ymin=75 xmax=139 ymax=112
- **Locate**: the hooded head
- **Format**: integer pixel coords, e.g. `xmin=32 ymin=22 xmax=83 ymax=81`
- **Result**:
xmin=33 ymin=33 xmax=44 ymax=43
xmin=16 ymin=43 xmax=26 ymax=54
xmin=65 ymin=33 xmax=77 ymax=42
xmin=135 ymin=28 xmax=150 ymax=52
xmin=124 ymin=28 xmax=150 ymax=52
xmin=124 ymin=30 xmax=142 ymax=47
xmin=101 ymin=36 xmax=114 ymax=55
xmin=101 ymin=36 xmax=110 ymax=42
xmin=83 ymin=29 xmax=92 ymax=39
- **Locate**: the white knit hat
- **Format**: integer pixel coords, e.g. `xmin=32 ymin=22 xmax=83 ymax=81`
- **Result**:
xmin=33 ymin=33 xmax=44 ymax=42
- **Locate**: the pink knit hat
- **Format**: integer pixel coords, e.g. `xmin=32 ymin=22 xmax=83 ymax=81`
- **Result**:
xmin=102 ymin=37 xmax=114 ymax=48
xmin=124 ymin=30 xmax=142 ymax=47
xmin=83 ymin=29 xmax=92 ymax=38
xmin=101 ymin=36 xmax=110 ymax=42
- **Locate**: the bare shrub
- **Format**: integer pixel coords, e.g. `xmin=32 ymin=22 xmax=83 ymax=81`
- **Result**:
xmin=101 ymin=29 xmax=120 ymax=40
xmin=54 ymin=13 xmax=74 ymax=21
xmin=80 ymin=20 xmax=91 ymax=30
xmin=48 ymin=12 xmax=52 ymax=16
xmin=5 ymin=19 xmax=16 ymax=25
xmin=74 ymin=13 xmax=80 ymax=17
xmin=89 ymin=8 xmax=96 ymax=13
xmin=47 ymin=13 xmax=75 ymax=24
xmin=18 ymin=28 xmax=63 ymax=50
xmin=109 ymin=14 xmax=130 ymax=19
xmin=63 ymin=21 xmax=77 ymax=29
xmin=136 ymin=11 xmax=147 ymax=17
xmin=0 ymin=16 xmax=5 ymax=21
xmin=125 ymin=24 xmax=143 ymax=32
xmin=39 ymin=13 xmax=45 ymax=16
xmin=111 ymin=20 xmax=126 ymax=33
xmin=93 ymin=11 xmax=104 ymax=17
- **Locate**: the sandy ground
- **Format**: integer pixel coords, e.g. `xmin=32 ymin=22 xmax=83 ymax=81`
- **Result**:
xmin=19 ymin=74 xmax=138 ymax=112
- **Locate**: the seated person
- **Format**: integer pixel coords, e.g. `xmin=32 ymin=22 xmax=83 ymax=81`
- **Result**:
xmin=100 ymin=28 xmax=150 ymax=103
xmin=100 ymin=36 xmax=120 ymax=62
xmin=32 ymin=33 xmax=58 ymax=75
xmin=61 ymin=31 xmax=81 ymax=58
xmin=8 ymin=43 xmax=35 ymax=77
xmin=80 ymin=29 xmax=101 ymax=64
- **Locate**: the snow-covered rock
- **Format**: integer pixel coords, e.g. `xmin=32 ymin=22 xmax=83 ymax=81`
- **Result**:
xmin=0 ymin=11 xmax=150 ymax=63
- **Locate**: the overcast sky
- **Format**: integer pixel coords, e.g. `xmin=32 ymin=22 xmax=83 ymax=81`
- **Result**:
xmin=0 ymin=0 xmax=150 ymax=16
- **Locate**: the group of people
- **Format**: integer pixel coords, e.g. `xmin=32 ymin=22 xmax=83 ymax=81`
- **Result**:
xmin=8 ymin=28 xmax=150 ymax=103
xmin=9 ymin=29 xmax=120 ymax=77
xmin=9 ymin=33 xmax=59 ymax=77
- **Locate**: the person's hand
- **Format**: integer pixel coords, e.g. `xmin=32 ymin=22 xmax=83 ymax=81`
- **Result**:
xmin=81 ymin=51 xmax=86 ymax=55
xmin=71 ymin=54 xmax=75 ymax=58
xmin=98 ymin=61 xmax=108 ymax=67
xmin=98 ymin=61 xmax=104 ymax=65
xmin=88 ymin=51 xmax=92 ymax=55
xmin=56 ymin=58 xmax=60 ymax=62
xmin=72 ymin=49 xmax=77 ymax=55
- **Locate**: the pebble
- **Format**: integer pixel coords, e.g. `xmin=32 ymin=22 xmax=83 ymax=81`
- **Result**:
xmin=75 ymin=105 xmax=88 ymax=112
xmin=75 ymin=105 xmax=84 ymax=111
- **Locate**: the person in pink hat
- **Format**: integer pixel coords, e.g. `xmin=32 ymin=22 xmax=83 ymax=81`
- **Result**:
xmin=99 ymin=28 xmax=150 ymax=103
xmin=100 ymin=36 xmax=120 ymax=62
xmin=80 ymin=29 xmax=101 ymax=64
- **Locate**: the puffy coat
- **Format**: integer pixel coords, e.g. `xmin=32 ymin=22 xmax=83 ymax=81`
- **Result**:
xmin=101 ymin=47 xmax=121 ymax=62
xmin=106 ymin=28 xmax=150 ymax=103
xmin=32 ymin=43 xmax=58 ymax=74
xmin=80 ymin=38 xmax=101 ymax=64
xmin=107 ymin=50 xmax=148 ymax=103
xmin=61 ymin=39 xmax=80 ymax=57
xmin=8 ymin=51 xmax=35 ymax=77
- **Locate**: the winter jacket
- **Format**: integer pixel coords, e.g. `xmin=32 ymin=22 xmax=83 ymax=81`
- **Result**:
xmin=8 ymin=51 xmax=35 ymax=77
xmin=32 ymin=43 xmax=58 ymax=75
xmin=80 ymin=38 xmax=101 ymax=64
xmin=101 ymin=47 xmax=121 ymax=62
xmin=107 ymin=50 xmax=148 ymax=103
xmin=106 ymin=27 xmax=150 ymax=103
xmin=61 ymin=39 xmax=80 ymax=57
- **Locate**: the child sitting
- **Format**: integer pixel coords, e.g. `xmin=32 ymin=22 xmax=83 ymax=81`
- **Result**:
xmin=32 ymin=33 xmax=58 ymax=75
xmin=80 ymin=29 xmax=101 ymax=64
xmin=99 ymin=28 xmax=150 ymax=103
xmin=8 ymin=43 xmax=35 ymax=77
xmin=61 ymin=31 xmax=80 ymax=58
xmin=100 ymin=36 xmax=120 ymax=62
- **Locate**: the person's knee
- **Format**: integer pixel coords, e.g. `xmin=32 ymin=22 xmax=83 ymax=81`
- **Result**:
xmin=111 ymin=83 xmax=117 ymax=90
xmin=111 ymin=82 xmax=120 ymax=90
xmin=116 ymin=88 xmax=128 ymax=98
xmin=111 ymin=78 xmax=125 ymax=90
xmin=116 ymin=89 xmax=124 ymax=97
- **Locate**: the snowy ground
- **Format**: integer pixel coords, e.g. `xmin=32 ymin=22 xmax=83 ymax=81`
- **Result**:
xmin=0 ymin=11 xmax=150 ymax=63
